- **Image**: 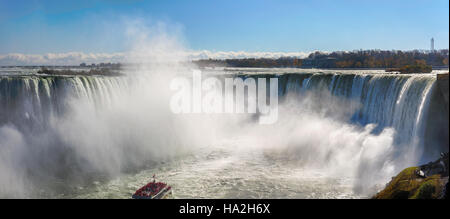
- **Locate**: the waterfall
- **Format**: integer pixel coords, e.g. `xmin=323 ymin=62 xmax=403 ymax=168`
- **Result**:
xmin=0 ymin=71 xmax=447 ymax=197
xmin=260 ymin=73 xmax=443 ymax=161
xmin=0 ymin=75 xmax=129 ymax=131
xmin=1 ymin=73 xmax=442 ymax=159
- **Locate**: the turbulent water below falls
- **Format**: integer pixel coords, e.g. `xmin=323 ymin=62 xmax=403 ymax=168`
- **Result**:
xmin=0 ymin=68 xmax=448 ymax=198
xmin=65 ymin=138 xmax=362 ymax=199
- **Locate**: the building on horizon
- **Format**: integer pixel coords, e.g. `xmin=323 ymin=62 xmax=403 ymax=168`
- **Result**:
xmin=431 ymin=37 xmax=435 ymax=52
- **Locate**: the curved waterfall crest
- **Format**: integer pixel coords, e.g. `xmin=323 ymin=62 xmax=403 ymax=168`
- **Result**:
xmin=0 ymin=72 xmax=438 ymax=150
xmin=0 ymin=72 xmax=445 ymax=197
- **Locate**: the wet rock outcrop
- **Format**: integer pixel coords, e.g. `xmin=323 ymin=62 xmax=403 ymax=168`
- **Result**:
xmin=374 ymin=153 xmax=449 ymax=199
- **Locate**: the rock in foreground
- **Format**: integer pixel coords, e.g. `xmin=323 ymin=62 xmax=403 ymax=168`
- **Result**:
xmin=374 ymin=153 xmax=449 ymax=199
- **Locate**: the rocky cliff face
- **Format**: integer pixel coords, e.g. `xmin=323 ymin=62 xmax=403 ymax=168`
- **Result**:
xmin=437 ymin=73 xmax=449 ymax=112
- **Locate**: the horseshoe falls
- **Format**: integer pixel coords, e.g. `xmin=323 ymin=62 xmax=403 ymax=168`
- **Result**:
xmin=274 ymin=72 xmax=447 ymax=161
xmin=0 ymin=68 xmax=448 ymax=198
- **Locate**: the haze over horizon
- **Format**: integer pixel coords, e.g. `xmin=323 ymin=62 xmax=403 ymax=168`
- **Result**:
xmin=0 ymin=0 xmax=449 ymax=65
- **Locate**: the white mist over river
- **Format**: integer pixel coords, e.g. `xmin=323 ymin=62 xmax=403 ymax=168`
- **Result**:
xmin=0 ymin=24 xmax=448 ymax=198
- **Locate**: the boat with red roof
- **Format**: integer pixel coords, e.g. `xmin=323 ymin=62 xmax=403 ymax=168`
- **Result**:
xmin=132 ymin=175 xmax=172 ymax=199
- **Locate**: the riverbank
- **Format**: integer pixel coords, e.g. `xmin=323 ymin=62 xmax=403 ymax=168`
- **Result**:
xmin=36 ymin=67 xmax=123 ymax=76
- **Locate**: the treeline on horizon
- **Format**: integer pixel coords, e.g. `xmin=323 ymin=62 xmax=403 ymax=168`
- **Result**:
xmin=193 ymin=49 xmax=449 ymax=69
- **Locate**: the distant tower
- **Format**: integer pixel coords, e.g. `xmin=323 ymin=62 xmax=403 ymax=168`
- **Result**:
xmin=431 ymin=38 xmax=435 ymax=52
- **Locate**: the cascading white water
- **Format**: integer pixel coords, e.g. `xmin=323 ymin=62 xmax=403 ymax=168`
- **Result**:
xmin=274 ymin=73 xmax=437 ymax=149
xmin=0 ymin=69 xmax=446 ymax=198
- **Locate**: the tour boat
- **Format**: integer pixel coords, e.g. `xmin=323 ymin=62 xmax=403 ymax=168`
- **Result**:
xmin=132 ymin=176 xmax=172 ymax=199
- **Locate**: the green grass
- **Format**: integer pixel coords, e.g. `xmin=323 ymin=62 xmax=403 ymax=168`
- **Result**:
xmin=373 ymin=167 xmax=444 ymax=199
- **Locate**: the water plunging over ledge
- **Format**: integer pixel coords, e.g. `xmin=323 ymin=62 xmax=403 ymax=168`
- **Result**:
xmin=0 ymin=68 xmax=448 ymax=198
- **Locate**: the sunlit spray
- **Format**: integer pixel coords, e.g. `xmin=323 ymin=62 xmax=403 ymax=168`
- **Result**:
xmin=170 ymin=70 xmax=278 ymax=124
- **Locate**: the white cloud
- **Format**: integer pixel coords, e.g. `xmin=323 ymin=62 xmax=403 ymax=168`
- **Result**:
xmin=186 ymin=50 xmax=311 ymax=60
xmin=0 ymin=51 xmax=312 ymax=66
xmin=0 ymin=52 xmax=126 ymax=66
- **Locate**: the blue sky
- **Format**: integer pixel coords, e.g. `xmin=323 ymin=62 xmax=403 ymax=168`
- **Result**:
xmin=0 ymin=0 xmax=448 ymax=54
